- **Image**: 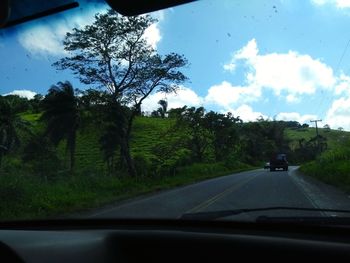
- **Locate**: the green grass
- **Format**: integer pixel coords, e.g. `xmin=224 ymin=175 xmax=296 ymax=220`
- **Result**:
xmin=285 ymin=127 xmax=350 ymax=151
xmin=19 ymin=112 xmax=42 ymax=122
xmin=131 ymin=117 xmax=175 ymax=156
xmin=300 ymin=144 xmax=350 ymax=192
xmin=0 ymin=162 xmax=255 ymax=220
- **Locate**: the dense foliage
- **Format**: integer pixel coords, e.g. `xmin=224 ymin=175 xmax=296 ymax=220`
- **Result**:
xmin=0 ymin=91 xmax=332 ymax=179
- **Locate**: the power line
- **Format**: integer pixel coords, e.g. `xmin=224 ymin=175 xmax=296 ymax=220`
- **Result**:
xmin=315 ymin=37 xmax=350 ymax=119
xmin=335 ymin=39 xmax=350 ymax=72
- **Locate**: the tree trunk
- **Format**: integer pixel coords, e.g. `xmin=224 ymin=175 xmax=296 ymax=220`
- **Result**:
xmin=120 ymin=110 xmax=138 ymax=177
xmin=193 ymin=139 xmax=203 ymax=162
xmin=120 ymin=138 xmax=136 ymax=177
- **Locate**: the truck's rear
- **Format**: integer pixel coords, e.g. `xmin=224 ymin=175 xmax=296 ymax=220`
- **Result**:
xmin=269 ymin=154 xmax=288 ymax=171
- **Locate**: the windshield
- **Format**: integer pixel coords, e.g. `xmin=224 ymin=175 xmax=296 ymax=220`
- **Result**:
xmin=1 ymin=0 xmax=350 ymax=223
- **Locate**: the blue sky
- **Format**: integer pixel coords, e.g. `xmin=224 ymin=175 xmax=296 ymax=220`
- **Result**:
xmin=1 ymin=0 xmax=350 ymax=130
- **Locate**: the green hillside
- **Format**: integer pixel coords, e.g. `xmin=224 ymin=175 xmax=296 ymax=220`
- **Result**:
xmin=285 ymin=127 xmax=350 ymax=151
xmin=18 ymin=113 xmax=177 ymax=175
xmin=18 ymin=113 xmax=350 ymax=175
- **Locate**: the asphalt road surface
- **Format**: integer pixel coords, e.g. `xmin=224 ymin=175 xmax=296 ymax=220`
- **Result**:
xmin=84 ymin=166 xmax=350 ymax=221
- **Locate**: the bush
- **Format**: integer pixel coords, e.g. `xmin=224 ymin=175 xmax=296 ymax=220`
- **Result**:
xmin=300 ymin=143 xmax=350 ymax=192
xmin=133 ymin=154 xmax=152 ymax=177
xmin=224 ymin=152 xmax=242 ymax=169
xmin=1 ymin=158 xmax=23 ymax=175
xmin=22 ymin=136 xmax=62 ymax=179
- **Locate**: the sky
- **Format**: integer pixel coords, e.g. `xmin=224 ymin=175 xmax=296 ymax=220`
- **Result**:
xmin=1 ymin=0 xmax=350 ymax=130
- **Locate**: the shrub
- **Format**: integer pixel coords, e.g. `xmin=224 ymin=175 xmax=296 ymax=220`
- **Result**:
xmin=133 ymin=154 xmax=152 ymax=177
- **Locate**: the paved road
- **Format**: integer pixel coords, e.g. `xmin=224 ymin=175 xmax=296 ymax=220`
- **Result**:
xmin=84 ymin=166 xmax=350 ymax=221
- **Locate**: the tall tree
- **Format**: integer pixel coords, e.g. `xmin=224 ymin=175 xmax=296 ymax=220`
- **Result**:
xmin=158 ymin=99 xmax=168 ymax=118
xmin=0 ymin=97 xmax=31 ymax=168
xmin=204 ymin=111 xmax=241 ymax=161
xmin=323 ymin=124 xmax=331 ymax=132
xmin=29 ymin=94 xmax=44 ymax=113
xmin=151 ymin=99 xmax=168 ymax=118
xmin=176 ymin=107 xmax=211 ymax=162
xmin=2 ymin=95 xmax=30 ymax=113
xmin=41 ymin=81 xmax=80 ymax=172
xmin=99 ymin=101 xmax=128 ymax=176
xmin=53 ymin=10 xmax=188 ymax=176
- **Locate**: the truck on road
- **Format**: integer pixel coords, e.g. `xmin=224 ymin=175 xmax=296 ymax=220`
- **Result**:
xmin=269 ymin=153 xmax=288 ymax=172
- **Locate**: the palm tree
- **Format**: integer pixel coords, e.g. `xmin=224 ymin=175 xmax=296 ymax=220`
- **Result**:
xmin=0 ymin=98 xmax=31 ymax=168
xmin=41 ymin=81 xmax=80 ymax=172
xmin=158 ymin=99 xmax=168 ymax=118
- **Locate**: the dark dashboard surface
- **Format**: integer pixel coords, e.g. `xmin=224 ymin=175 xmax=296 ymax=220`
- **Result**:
xmin=1 ymin=220 xmax=350 ymax=262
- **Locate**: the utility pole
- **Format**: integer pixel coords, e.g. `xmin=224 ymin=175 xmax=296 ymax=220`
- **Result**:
xmin=310 ymin=119 xmax=322 ymax=152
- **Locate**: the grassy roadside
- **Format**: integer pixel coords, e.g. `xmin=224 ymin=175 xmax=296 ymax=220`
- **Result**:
xmin=299 ymin=145 xmax=350 ymax=193
xmin=0 ymin=162 xmax=256 ymax=221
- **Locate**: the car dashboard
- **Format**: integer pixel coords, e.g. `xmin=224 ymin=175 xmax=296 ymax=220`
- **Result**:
xmin=1 ymin=219 xmax=350 ymax=262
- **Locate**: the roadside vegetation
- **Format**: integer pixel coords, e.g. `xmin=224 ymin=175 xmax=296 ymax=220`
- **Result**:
xmin=1 ymin=9 xmax=349 ymax=220
xmin=3 ymin=93 xmax=345 ymax=220
xmin=300 ymin=141 xmax=350 ymax=192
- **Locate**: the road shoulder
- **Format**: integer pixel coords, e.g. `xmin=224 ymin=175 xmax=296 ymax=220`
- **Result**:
xmin=290 ymin=167 xmax=350 ymax=215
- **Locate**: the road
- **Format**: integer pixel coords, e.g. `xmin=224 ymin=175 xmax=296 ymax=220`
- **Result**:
xmin=84 ymin=166 xmax=350 ymax=221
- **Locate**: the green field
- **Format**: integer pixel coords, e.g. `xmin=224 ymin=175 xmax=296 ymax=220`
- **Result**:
xmin=285 ymin=127 xmax=350 ymax=151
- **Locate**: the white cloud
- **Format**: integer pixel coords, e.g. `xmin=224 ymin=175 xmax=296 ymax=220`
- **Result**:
xmin=335 ymin=74 xmax=350 ymax=95
xmin=324 ymin=97 xmax=350 ymax=130
xmin=234 ymin=38 xmax=259 ymax=61
xmin=224 ymin=39 xmax=336 ymax=102
xmin=18 ymin=6 xmax=163 ymax=56
xmin=337 ymin=0 xmax=350 ymax=8
xmin=3 ymin=90 xmax=37 ymax=99
xmin=151 ymin=10 xmax=165 ymax=21
xmin=141 ymin=86 xmax=203 ymax=113
xmin=17 ymin=7 xmax=103 ymax=57
xmin=143 ymin=23 xmax=161 ymax=49
xmin=311 ymin=0 xmax=350 ymax=8
xmin=275 ymin=112 xmax=318 ymax=124
xmin=227 ymin=104 xmax=267 ymax=122
xmin=204 ymin=81 xmax=260 ymax=108
xmin=286 ymin=94 xmax=301 ymax=103
xmin=142 ymin=86 xmax=268 ymax=123
xmin=18 ymin=25 xmax=67 ymax=56
xmin=223 ymin=63 xmax=236 ymax=72
xmin=311 ymin=0 xmax=329 ymax=5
